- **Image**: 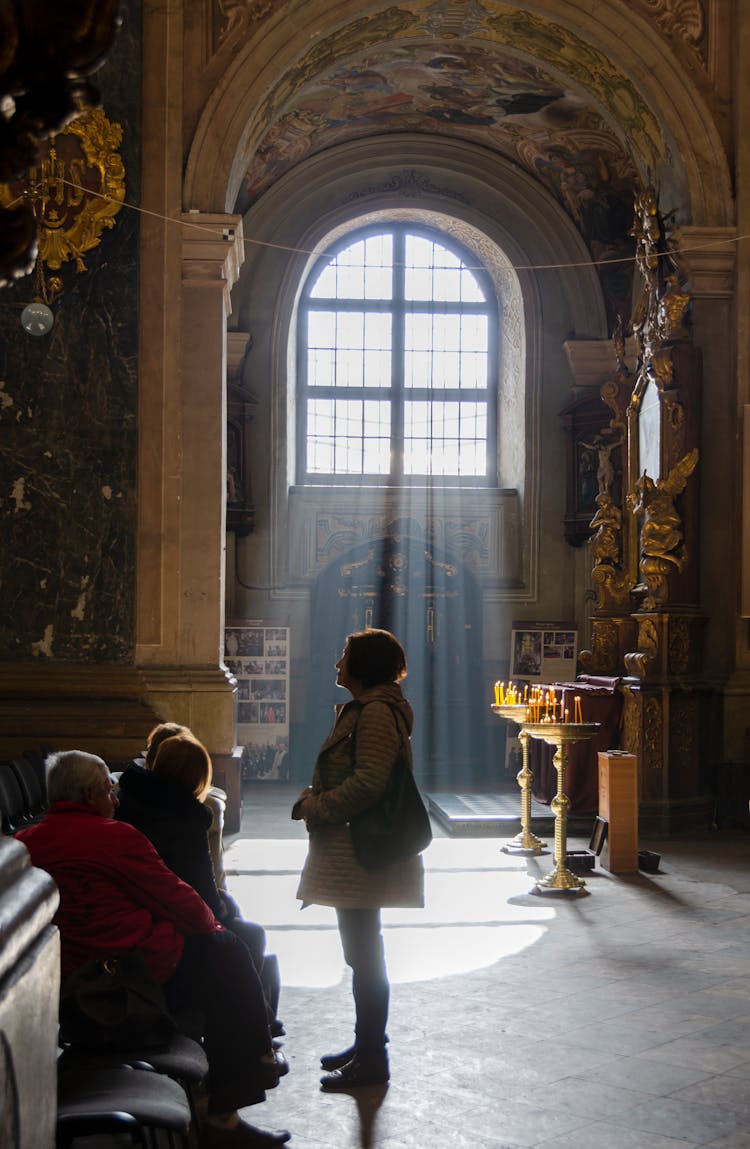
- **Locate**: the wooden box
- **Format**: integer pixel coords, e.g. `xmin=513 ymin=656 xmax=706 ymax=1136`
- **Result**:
xmin=598 ymin=750 xmax=638 ymax=873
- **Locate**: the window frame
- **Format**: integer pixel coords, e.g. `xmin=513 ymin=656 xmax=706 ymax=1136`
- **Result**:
xmin=296 ymin=222 xmax=499 ymax=487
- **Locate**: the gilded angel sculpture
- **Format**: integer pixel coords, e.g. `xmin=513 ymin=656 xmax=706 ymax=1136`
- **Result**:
xmin=630 ymin=448 xmax=699 ymax=609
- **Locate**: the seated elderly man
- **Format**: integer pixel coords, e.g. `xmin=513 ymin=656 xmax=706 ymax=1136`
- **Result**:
xmin=16 ymin=750 xmax=290 ymax=1149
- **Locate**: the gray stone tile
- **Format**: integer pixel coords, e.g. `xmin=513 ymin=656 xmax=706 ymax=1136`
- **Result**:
xmin=570 ymin=1053 xmax=713 ymax=1096
xmin=535 ymin=1123 xmax=700 ymax=1149
xmin=670 ymin=1074 xmax=750 ymax=1117
xmin=640 ymin=1036 xmax=750 ymax=1074
xmin=607 ymin=1096 xmax=750 ymax=1144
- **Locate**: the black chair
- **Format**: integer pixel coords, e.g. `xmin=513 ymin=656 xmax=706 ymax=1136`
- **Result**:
xmin=0 ymin=763 xmax=30 ymax=833
xmin=58 ymin=1032 xmax=209 ymax=1138
xmin=56 ymin=1062 xmax=193 ymax=1148
xmin=10 ymin=756 xmax=47 ymax=820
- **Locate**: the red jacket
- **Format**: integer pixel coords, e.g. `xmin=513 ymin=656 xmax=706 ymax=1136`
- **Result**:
xmin=16 ymin=802 xmax=222 ymax=981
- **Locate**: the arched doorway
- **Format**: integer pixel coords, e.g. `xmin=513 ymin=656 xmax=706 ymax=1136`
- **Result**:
xmin=304 ymin=528 xmax=487 ymax=786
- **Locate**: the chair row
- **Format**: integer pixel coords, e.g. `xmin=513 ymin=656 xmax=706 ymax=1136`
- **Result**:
xmin=57 ymin=1031 xmax=208 ymax=1147
xmin=0 ymin=750 xmax=49 ymax=834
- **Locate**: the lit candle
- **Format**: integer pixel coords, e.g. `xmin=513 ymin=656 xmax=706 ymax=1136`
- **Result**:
xmin=574 ymin=695 xmax=582 ymax=723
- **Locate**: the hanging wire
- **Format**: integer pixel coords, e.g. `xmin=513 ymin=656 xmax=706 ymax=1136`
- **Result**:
xmin=10 ymin=174 xmax=745 ymax=278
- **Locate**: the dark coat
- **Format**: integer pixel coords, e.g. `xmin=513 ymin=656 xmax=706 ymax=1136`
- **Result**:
xmin=295 ymin=682 xmax=425 ymax=910
xmin=116 ymin=765 xmax=230 ymax=920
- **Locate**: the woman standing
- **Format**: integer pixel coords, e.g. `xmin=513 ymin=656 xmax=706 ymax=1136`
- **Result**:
xmin=292 ymin=629 xmax=425 ymax=1089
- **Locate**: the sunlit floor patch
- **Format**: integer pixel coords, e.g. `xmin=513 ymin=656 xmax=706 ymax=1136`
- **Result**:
xmin=226 ymin=837 xmax=554 ymax=987
xmin=260 ymin=923 xmax=548 ymax=987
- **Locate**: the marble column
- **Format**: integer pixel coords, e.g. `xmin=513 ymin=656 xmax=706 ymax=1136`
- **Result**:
xmin=137 ymin=215 xmax=244 ymax=755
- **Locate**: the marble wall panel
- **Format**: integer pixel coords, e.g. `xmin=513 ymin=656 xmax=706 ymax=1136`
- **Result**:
xmin=0 ymin=1 xmax=141 ymax=663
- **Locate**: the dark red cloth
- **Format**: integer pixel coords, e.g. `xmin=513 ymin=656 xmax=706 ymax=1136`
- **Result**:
xmin=16 ymin=802 xmax=221 ymax=981
xmin=530 ymin=680 xmax=623 ymax=815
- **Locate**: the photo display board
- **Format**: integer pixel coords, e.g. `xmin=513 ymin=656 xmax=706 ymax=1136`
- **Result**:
xmin=224 ymin=622 xmax=290 ymax=781
xmin=509 ymin=622 xmax=578 ymax=683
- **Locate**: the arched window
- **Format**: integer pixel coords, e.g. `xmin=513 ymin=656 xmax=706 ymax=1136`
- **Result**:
xmin=297 ymin=224 xmax=497 ymax=485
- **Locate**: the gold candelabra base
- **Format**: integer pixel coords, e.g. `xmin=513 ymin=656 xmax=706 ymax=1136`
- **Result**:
xmin=491 ymin=705 xmax=547 ymax=855
xmin=523 ymin=722 xmax=600 ymax=894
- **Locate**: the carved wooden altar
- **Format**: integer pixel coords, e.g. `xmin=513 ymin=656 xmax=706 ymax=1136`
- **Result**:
xmin=578 ymin=189 xmax=708 ymax=831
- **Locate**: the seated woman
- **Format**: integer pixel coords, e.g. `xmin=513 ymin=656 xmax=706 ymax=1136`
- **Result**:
xmin=116 ymin=728 xmax=283 ymax=1037
xmin=141 ymin=722 xmax=228 ymax=893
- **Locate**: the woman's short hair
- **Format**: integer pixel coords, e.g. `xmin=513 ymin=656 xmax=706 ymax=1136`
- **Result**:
xmin=46 ymin=750 xmax=110 ymax=805
xmin=145 ymin=722 xmax=191 ymax=768
xmin=151 ymin=733 xmax=213 ymax=801
xmin=345 ymin=628 xmax=407 ymax=688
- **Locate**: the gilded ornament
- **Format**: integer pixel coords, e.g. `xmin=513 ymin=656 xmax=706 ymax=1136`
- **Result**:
xmin=644 ymin=696 xmax=663 ymax=773
xmin=578 ymin=620 xmax=618 ymax=674
xmin=0 ymin=107 xmax=125 ymax=277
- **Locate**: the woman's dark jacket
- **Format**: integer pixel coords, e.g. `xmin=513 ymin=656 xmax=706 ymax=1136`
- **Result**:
xmin=115 ymin=764 xmax=230 ymax=920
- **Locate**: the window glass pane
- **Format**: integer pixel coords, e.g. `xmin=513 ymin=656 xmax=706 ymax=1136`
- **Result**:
xmin=404 ymin=348 xmax=431 ymax=388
xmin=364 ymin=348 xmax=391 ymax=388
xmin=430 ymin=351 xmax=461 ymax=390
xmin=337 ymin=348 xmax=364 ymax=387
xmin=363 ymin=312 xmax=391 ymax=350
xmin=336 ymin=311 xmax=364 ymax=349
xmin=461 ymin=313 xmax=488 ymax=351
xmin=307 ymin=346 xmax=335 ymax=387
xmin=459 ymin=352 xmax=486 ymax=389
xmin=306 ymin=399 xmax=336 ymax=472
xmin=404 ymin=235 xmax=485 ymax=303
xmin=363 ymin=234 xmax=393 ymax=299
xmin=308 ymin=310 xmax=337 ymax=347
xmin=405 ymin=313 xmax=433 ymax=351
xmin=404 ymin=402 xmax=487 ymax=476
xmin=307 ymin=399 xmax=390 ymax=474
xmin=310 ymin=235 xmax=393 ymax=300
xmin=432 ymin=314 xmax=462 ymax=351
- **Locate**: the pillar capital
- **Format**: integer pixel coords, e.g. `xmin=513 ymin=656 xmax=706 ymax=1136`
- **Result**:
xmin=181 ymin=213 xmax=244 ymax=311
xmin=673 ymin=226 xmax=736 ymax=298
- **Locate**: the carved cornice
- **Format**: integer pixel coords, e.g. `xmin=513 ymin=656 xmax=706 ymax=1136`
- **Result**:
xmin=672 ymin=226 xmax=736 ymax=298
xmin=564 ymin=338 xmax=637 ymax=388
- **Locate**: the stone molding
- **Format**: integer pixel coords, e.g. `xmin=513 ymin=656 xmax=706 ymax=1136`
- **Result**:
xmin=673 ymin=226 xmax=737 ymax=298
xmin=181 ymin=213 xmax=245 ymax=311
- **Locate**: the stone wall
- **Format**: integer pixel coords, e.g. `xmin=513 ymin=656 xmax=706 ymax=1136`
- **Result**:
xmin=0 ymin=1 xmax=141 ymax=664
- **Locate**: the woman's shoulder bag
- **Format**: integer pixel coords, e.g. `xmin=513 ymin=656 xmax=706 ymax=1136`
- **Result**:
xmin=349 ymin=703 xmax=433 ymax=871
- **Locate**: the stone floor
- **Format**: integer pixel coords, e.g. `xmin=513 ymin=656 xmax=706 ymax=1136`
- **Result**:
xmin=226 ymin=783 xmax=750 ymax=1149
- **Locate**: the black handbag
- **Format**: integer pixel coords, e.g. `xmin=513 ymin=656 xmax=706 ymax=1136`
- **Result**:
xmin=349 ymin=704 xmax=433 ymax=870
xmin=59 ymin=948 xmax=177 ymax=1051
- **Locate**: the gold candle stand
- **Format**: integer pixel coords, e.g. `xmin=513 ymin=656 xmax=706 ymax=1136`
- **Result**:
xmin=491 ymin=704 xmax=547 ymax=855
xmin=523 ymin=722 xmax=599 ymax=893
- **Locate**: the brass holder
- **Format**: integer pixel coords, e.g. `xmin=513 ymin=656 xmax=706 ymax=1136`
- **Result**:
xmin=491 ymin=704 xmax=547 ymax=855
xmin=523 ymin=722 xmax=600 ymax=893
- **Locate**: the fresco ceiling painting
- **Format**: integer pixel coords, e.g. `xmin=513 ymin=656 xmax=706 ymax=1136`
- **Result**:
xmin=229 ymin=0 xmax=691 ymax=324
